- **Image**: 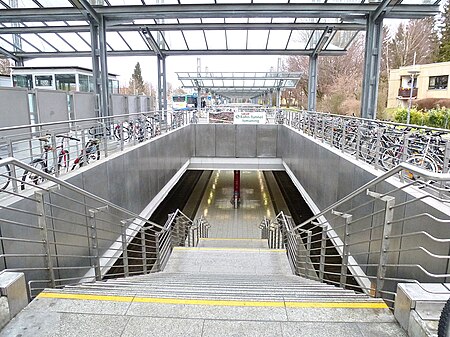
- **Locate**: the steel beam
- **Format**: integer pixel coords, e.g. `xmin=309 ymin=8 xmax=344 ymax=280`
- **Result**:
xmin=157 ymin=54 xmax=167 ymax=117
xmin=98 ymin=16 xmax=110 ymax=117
xmin=78 ymin=0 xmax=101 ymax=24
xmin=308 ymin=54 xmax=318 ymax=111
xmin=0 ymin=22 xmax=366 ymax=34
xmin=14 ymin=49 xmax=347 ymax=59
xmin=360 ymin=14 xmax=383 ymax=119
xmin=90 ymin=23 xmax=101 ymax=118
xmin=0 ymin=4 xmax=440 ymax=22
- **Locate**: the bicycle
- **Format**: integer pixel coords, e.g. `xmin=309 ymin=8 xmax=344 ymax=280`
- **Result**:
xmin=71 ymin=138 xmax=101 ymax=170
xmin=439 ymin=297 xmax=450 ymax=337
xmin=0 ymin=159 xmax=11 ymax=191
xmin=21 ymin=135 xmax=79 ymax=190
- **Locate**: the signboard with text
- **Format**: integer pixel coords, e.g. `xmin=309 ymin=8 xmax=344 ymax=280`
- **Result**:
xmin=234 ymin=111 xmax=266 ymax=124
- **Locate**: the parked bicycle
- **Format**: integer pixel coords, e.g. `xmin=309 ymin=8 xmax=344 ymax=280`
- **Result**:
xmin=71 ymin=138 xmax=101 ymax=170
xmin=0 ymin=159 xmax=11 ymax=191
xmin=21 ymin=135 xmax=79 ymax=190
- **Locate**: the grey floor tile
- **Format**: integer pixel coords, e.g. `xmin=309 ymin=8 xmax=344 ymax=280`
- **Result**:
xmin=357 ymin=322 xmax=408 ymax=337
xmin=56 ymin=313 xmax=129 ymax=337
xmin=121 ymin=317 xmax=203 ymax=337
xmin=286 ymin=307 xmax=396 ymax=323
xmin=281 ymin=322 xmax=363 ymax=337
xmin=45 ymin=298 xmax=132 ymax=315
xmin=202 ymin=319 xmax=283 ymax=337
xmin=126 ymin=302 xmax=288 ymax=321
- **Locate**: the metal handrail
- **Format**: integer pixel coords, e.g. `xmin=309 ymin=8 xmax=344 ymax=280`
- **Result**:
xmin=290 ymin=162 xmax=450 ymax=233
xmin=0 ymin=157 xmax=164 ymax=230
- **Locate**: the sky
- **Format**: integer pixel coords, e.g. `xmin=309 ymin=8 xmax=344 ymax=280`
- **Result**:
xmin=25 ymin=54 xmax=282 ymax=92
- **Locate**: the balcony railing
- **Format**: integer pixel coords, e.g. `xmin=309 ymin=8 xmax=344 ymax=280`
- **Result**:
xmin=398 ymin=87 xmax=418 ymax=98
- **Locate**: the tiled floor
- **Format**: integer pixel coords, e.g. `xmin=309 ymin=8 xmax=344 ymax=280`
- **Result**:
xmin=195 ymin=170 xmax=275 ymax=239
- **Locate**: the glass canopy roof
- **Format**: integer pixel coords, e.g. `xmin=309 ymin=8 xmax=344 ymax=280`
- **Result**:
xmin=0 ymin=0 xmax=442 ymax=60
xmin=177 ymin=71 xmax=302 ymax=97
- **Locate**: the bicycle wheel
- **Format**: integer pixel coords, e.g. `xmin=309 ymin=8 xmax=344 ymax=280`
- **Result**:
xmin=86 ymin=142 xmax=100 ymax=161
xmin=57 ymin=150 xmax=69 ymax=175
xmin=360 ymin=139 xmax=377 ymax=164
xmin=21 ymin=159 xmax=47 ymax=190
xmin=439 ymin=297 xmax=450 ymax=337
xmin=114 ymin=125 xmax=131 ymax=141
xmin=403 ymin=155 xmax=437 ymax=181
xmin=0 ymin=163 xmax=11 ymax=191
xmin=380 ymin=145 xmax=403 ymax=171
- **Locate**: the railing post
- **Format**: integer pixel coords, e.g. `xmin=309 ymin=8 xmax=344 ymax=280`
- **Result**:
xmin=367 ymin=189 xmax=395 ymax=298
xmin=295 ymin=234 xmax=303 ymax=276
xmin=88 ymin=209 xmax=102 ymax=281
xmin=374 ymin=127 xmax=383 ymax=170
xmin=7 ymin=139 xmax=18 ymax=193
xmin=140 ymin=227 xmax=147 ymax=274
xmin=332 ymin=210 xmax=353 ymax=289
xmin=319 ymin=225 xmax=327 ymax=282
xmin=102 ymin=121 xmax=108 ymax=157
xmin=50 ymin=133 xmax=59 ymax=177
xmin=35 ymin=191 xmax=56 ymax=288
xmin=321 ymin=115 xmax=325 ymax=142
xmin=80 ymin=129 xmax=87 ymax=167
xmin=356 ymin=124 xmax=362 ymax=160
xmin=120 ymin=220 xmax=129 ymax=278
xmin=155 ymin=233 xmax=161 ymax=272
xmin=341 ymin=120 xmax=346 ymax=153
xmin=120 ymin=121 xmax=125 ymax=151
xmin=402 ymin=132 xmax=410 ymax=162
xmin=305 ymin=231 xmax=312 ymax=275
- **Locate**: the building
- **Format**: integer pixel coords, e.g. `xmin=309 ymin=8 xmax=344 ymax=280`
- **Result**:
xmin=11 ymin=66 xmax=119 ymax=94
xmin=0 ymin=74 xmax=11 ymax=87
xmin=387 ymin=61 xmax=450 ymax=109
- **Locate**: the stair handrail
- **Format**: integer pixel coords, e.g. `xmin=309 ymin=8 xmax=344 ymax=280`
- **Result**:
xmin=1 ymin=157 xmax=164 ymax=230
xmin=289 ymin=162 xmax=450 ymax=233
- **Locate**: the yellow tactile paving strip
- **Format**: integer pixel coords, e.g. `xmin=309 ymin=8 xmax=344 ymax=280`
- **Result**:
xmin=37 ymin=292 xmax=388 ymax=309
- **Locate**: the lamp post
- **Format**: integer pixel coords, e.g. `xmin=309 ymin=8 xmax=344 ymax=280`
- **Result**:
xmin=406 ymin=69 xmax=420 ymax=124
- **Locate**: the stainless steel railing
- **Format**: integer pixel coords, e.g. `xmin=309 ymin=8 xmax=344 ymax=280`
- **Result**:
xmin=0 ymin=109 xmax=191 ymax=198
xmin=156 ymin=210 xmax=210 ymax=271
xmin=281 ymin=110 xmax=450 ymax=175
xmin=274 ymin=162 xmax=450 ymax=307
xmin=0 ymin=157 xmax=210 ymax=298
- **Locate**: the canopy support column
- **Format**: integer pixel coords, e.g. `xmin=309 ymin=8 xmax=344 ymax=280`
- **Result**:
xmin=308 ymin=54 xmax=318 ymax=111
xmin=89 ymin=17 xmax=110 ymax=117
xmin=361 ymin=14 xmax=383 ymax=119
xmin=157 ymin=54 xmax=167 ymax=119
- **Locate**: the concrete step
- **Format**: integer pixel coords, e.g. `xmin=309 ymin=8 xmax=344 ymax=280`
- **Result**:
xmin=197 ymin=238 xmax=269 ymax=249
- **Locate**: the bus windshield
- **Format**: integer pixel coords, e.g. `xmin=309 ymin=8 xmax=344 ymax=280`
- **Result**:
xmin=173 ymin=96 xmax=185 ymax=102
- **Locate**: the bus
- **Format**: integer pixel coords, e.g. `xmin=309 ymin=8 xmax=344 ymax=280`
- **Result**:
xmin=172 ymin=94 xmax=197 ymax=110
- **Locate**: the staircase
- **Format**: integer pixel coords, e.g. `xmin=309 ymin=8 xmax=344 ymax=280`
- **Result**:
xmin=0 ymin=238 xmax=406 ymax=337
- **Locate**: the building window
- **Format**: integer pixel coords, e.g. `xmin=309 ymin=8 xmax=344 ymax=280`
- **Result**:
xmin=429 ymin=75 xmax=448 ymax=90
xmin=55 ymin=74 xmax=76 ymax=91
xmin=35 ymin=75 xmax=53 ymax=87
xmin=12 ymin=74 xmax=32 ymax=89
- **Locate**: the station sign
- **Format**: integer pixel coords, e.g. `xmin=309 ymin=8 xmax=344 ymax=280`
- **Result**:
xmin=234 ymin=111 xmax=266 ymax=124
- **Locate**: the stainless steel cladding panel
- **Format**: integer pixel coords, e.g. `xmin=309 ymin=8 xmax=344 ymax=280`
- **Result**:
xmin=111 ymin=94 xmax=127 ymax=116
xmin=127 ymin=96 xmax=138 ymax=114
xmin=35 ymin=89 xmax=69 ymax=130
xmin=195 ymin=125 xmax=216 ymax=157
xmin=256 ymin=125 xmax=277 ymax=158
xmin=215 ymin=125 xmax=236 ymax=157
xmin=72 ymin=92 xmax=96 ymax=121
xmin=0 ymin=87 xmax=31 ymax=140
xmin=236 ymin=125 xmax=257 ymax=158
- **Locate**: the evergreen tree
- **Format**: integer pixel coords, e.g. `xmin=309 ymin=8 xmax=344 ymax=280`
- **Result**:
xmin=130 ymin=62 xmax=145 ymax=94
xmin=438 ymin=2 xmax=450 ymax=61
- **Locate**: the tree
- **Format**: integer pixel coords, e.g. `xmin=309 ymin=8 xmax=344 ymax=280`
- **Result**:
xmin=438 ymin=2 xmax=450 ymax=61
xmin=129 ymin=62 xmax=145 ymax=94
xmin=388 ymin=18 xmax=438 ymax=69
xmin=0 ymin=58 xmax=11 ymax=75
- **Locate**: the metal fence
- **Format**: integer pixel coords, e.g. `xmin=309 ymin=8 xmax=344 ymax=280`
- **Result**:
xmin=0 ymin=109 xmax=193 ymax=199
xmin=280 ymin=110 xmax=450 ymax=175
xmin=270 ymin=162 xmax=450 ymax=308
